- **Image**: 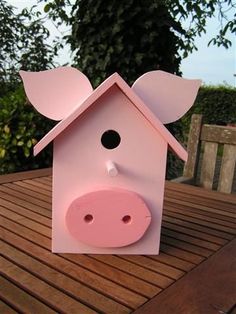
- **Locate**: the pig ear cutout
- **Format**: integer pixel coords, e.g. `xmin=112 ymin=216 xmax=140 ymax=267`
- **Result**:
xmin=19 ymin=67 xmax=93 ymax=121
xmin=132 ymin=71 xmax=201 ymax=124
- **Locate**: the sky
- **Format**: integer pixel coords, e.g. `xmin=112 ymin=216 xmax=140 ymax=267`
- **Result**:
xmin=181 ymin=15 xmax=235 ymax=86
xmin=6 ymin=0 xmax=236 ymax=86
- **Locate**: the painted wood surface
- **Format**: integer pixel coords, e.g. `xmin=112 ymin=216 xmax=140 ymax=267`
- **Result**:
xmin=20 ymin=67 xmax=93 ymax=121
xmin=132 ymin=71 xmax=201 ymax=124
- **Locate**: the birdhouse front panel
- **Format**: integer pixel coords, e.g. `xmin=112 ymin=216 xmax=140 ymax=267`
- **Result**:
xmin=20 ymin=66 xmax=201 ymax=255
xmin=52 ymin=84 xmax=168 ymax=254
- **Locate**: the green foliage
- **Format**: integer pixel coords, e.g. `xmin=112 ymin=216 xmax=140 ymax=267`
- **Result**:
xmin=167 ymin=0 xmax=236 ymax=56
xmin=0 ymin=87 xmax=54 ymax=174
xmin=70 ymin=0 xmax=182 ymax=87
xmin=181 ymin=85 xmax=236 ymax=135
xmin=40 ymin=0 xmax=236 ymax=60
xmin=0 ymin=0 xmax=58 ymax=96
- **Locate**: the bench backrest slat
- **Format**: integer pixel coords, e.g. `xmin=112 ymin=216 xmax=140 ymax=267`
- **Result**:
xmin=218 ymin=144 xmax=236 ymax=193
xmin=184 ymin=114 xmax=236 ymax=193
xmin=200 ymin=141 xmax=218 ymax=189
xmin=201 ymin=124 xmax=236 ymax=145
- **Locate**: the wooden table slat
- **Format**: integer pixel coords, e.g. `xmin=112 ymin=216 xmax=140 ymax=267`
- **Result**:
xmin=161 ymin=235 xmax=213 ymax=257
xmin=160 ymin=243 xmax=204 ymax=264
xmin=148 ymin=253 xmax=195 ymax=272
xmin=0 ymin=200 xmax=51 ymax=227
xmin=162 ymin=221 xmax=228 ymax=245
xmin=0 ymin=190 xmax=51 ymax=218
xmin=8 ymin=182 xmax=52 ymax=202
xmin=161 ymin=227 xmax=221 ymax=251
xmin=164 ymin=209 xmax=236 ymax=235
xmin=0 ymin=215 xmax=51 ymax=249
xmin=89 ymin=254 xmax=173 ymax=288
xmin=0 ymin=299 xmax=18 ymax=314
xmin=0 ymin=257 xmax=97 ymax=314
xmin=119 ymin=255 xmax=184 ymax=280
xmin=164 ymin=203 xmax=236 ymax=228
xmin=23 ymin=179 xmax=53 ymax=192
xmin=14 ymin=180 xmax=52 ymax=196
xmin=0 ymin=206 xmax=51 ymax=238
xmin=0 ymin=168 xmax=52 ymax=184
xmin=134 ymin=239 xmax=236 ymax=314
xmin=33 ymin=177 xmax=53 ymax=185
xmin=0 ymin=276 xmax=57 ymax=314
xmin=163 ymin=214 xmax=234 ymax=241
xmin=0 ymin=185 xmax=51 ymax=210
xmin=165 ymin=180 xmax=236 ymax=204
xmin=165 ymin=195 xmax=236 ymax=220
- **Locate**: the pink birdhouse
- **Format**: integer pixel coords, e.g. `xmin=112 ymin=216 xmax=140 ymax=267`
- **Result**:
xmin=20 ymin=67 xmax=201 ymax=254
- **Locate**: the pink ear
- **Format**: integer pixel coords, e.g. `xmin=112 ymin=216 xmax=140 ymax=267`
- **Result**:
xmin=132 ymin=71 xmax=201 ymax=124
xmin=20 ymin=66 xmax=93 ymax=120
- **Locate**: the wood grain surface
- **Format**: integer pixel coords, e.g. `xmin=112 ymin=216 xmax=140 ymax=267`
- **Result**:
xmin=0 ymin=169 xmax=235 ymax=313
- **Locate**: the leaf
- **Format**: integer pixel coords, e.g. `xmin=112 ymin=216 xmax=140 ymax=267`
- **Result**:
xmin=27 ymin=140 xmax=32 ymax=148
xmin=32 ymin=138 xmax=38 ymax=145
xmin=24 ymin=147 xmax=30 ymax=158
xmin=0 ymin=148 xmax=6 ymax=158
xmin=17 ymin=141 xmax=24 ymax=146
xmin=4 ymin=125 xmax=10 ymax=134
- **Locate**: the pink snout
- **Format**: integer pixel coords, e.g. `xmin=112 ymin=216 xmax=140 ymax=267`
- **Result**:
xmin=65 ymin=189 xmax=151 ymax=247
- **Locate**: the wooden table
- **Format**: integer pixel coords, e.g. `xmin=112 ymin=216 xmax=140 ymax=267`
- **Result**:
xmin=0 ymin=169 xmax=235 ymax=314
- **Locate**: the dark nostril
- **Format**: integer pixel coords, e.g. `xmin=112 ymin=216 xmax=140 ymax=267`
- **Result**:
xmin=122 ymin=215 xmax=131 ymax=224
xmin=84 ymin=214 xmax=93 ymax=223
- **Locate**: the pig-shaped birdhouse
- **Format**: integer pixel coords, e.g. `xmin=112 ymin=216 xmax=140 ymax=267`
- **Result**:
xmin=20 ymin=67 xmax=201 ymax=254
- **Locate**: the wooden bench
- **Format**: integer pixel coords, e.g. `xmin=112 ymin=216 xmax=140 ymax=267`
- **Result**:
xmin=175 ymin=114 xmax=236 ymax=193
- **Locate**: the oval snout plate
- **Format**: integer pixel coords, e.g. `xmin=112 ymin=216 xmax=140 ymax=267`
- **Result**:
xmin=65 ymin=189 xmax=151 ymax=248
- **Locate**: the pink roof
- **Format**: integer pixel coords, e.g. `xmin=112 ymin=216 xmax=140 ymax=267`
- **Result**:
xmin=34 ymin=73 xmax=187 ymax=161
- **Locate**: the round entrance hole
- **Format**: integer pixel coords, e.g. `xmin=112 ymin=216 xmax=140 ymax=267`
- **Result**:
xmin=101 ymin=130 xmax=121 ymax=149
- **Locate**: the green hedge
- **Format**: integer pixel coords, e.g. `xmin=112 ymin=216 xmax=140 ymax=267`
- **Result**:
xmin=181 ymin=85 xmax=236 ymax=135
xmin=0 ymin=87 xmax=54 ymax=174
